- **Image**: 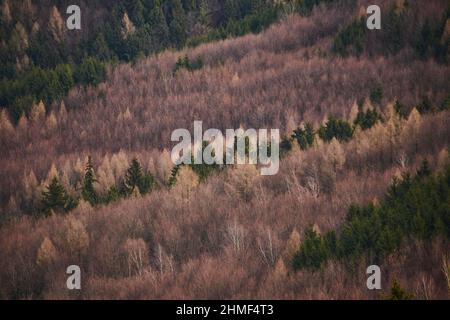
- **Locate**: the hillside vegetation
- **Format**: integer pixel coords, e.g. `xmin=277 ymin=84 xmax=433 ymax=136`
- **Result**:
xmin=0 ymin=0 xmax=449 ymax=299
xmin=0 ymin=0 xmax=280 ymax=121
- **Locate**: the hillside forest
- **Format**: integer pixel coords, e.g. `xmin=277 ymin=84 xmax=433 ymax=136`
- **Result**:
xmin=0 ymin=0 xmax=450 ymax=299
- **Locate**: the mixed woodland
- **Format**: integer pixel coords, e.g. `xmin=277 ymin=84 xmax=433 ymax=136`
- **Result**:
xmin=0 ymin=0 xmax=450 ymax=299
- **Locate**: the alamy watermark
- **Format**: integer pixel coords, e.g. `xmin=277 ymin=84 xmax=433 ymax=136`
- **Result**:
xmin=367 ymin=5 xmax=381 ymax=30
xmin=66 ymin=5 xmax=81 ymax=30
xmin=171 ymin=121 xmax=280 ymax=175
xmin=66 ymin=265 xmax=81 ymax=290
xmin=366 ymin=265 xmax=381 ymax=290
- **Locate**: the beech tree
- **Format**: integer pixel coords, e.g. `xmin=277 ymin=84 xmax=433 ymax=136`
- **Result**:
xmin=48 ymin=6 xmax=65 ymax=42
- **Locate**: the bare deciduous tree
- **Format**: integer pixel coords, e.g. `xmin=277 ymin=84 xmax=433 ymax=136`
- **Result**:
xmin=123 ymin=238 xmax=148 ymax=277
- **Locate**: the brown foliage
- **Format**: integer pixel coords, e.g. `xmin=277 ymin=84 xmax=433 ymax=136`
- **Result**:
xmin=0 ymin=2 xmax=449 ymax=299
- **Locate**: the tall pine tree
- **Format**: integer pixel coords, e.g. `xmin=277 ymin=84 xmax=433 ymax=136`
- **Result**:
xmin=82 ymin=156 xmax=97 ymax=205
xmin=41 ymin=176 xmax=74 ymax=215
xmin=124 ymin=158 xmax=143 ymax=195
xmin=123 ymin=158 xmax=155 ymax=195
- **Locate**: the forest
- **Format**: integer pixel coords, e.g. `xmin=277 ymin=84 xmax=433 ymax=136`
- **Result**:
xmin=0 ymin=0 xmax=450 ymax=299
xmin=0 ymin=0 xmax=281 ymax=121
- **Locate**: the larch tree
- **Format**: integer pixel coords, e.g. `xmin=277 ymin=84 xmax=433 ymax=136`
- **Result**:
xmin=48 ymin=6 xmax=65 ymax=42
xmin=326 ymin=138 xmax=346 ymax=172
xmin=23 ymin=169 xmax=38 ymax=204
xmin=384 ymin=103 xmax=405 ymax=164
xmin=348 ymin=101 xmax=359 ymax=123
xmin=12 ymin=22 xmax=29 ymax=53
xmin=0 ymin=109 xmax=14 ymax=134
xmin=45 ymin=111 xmax=58 ymax=134
xmin=172 ymin=165 xmax=199 ymax=200
xmin=58 ymin=101 xmax=67 ymax=123
xmin=156 ymin=149 xmax=174 ymax=184
xmin=437 ymin=148 xmax=449 ymax=172
xmin=111 ymin=150 xmax=129 ymax=182
xmin=29 ymin=101 xmax=46 ymax=122
xmin=66 ymin=217 xmax=90 ymax=258
xmin=403 ymin=107 xmax=422 ymax=155
xmin=17 ymin=114 xmax=28 ymax=131
xmin=284 ymin=228 xmax=301 ymax=263
xmin=36 ymin=237 xmax=58 ymax=267
xmin=122 ymin=12 xmax=136 ymax=39
xmin=45 ymin=163 xmax=59 ymax=184
xmin=96 ymin=155 xmax=115 ymax=194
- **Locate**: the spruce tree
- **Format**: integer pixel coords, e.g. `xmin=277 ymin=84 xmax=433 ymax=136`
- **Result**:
xmin=198 ymin=0 xmax=209 ymax=26
xmin=292 ymin=226 xmax=328 ymax=271
xmin=369 ymin=85 xmax=383 ymax=105
xmin=354 ymin=108 xmax=382 ymax=130
xmin=82 ymin=156 xmax=97 ymax=205
xmin=139 ymin=171 xmax=155 ymax=194
xmin=148 ymin=1 xmax=170 ymax=51
xmin=280 ymin=137 xmax=293 ymax=155
xmin=41 ymin=176 xmax=69 ymax=215
xmin=318 ymin=117 xmax=353 ymax=142
xmin=250 ymin=0 xmax=264 ymax=14
xmin=168 ymin=0 xmax=187 ymax=48
xmin=125 ymin=0 xmax=146 ymax=27
xmin=416 ymin=159 xmax=431 ymax=179
xmin=224 ymin=0 xmax=240 ymax=22
xmin=384 ymin=279 xmax=414 ymax=300
xmin=124 ymin=158 xmax=144 ymax=195
xmin=417 ymin=95 xmax=433 ymax=114
xmin=416 ymin=20 xmax=433 ymax=59
xmin=292 ymin=122 xmax=315 ymax=150
xmin=92 ymin=33 xmax=113 ymax=61
xmin=394 ymin=100 xmax=409 ymax=119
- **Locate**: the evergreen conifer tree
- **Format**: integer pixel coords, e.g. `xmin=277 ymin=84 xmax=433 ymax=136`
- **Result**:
xmin=41 ymin=176 xmax=73 ymax=215
xmin=148 ymin=1 xmax=170 ymax=51
xmin=168 ymin=0 xmax=187 ymax=48
xmin=292 ymin=122 xmax=315 ymax=150
xmin=124 ymin=158 xmax=144 ymax=195
xmin=82 ymin=156 xmax=97 ymax=205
